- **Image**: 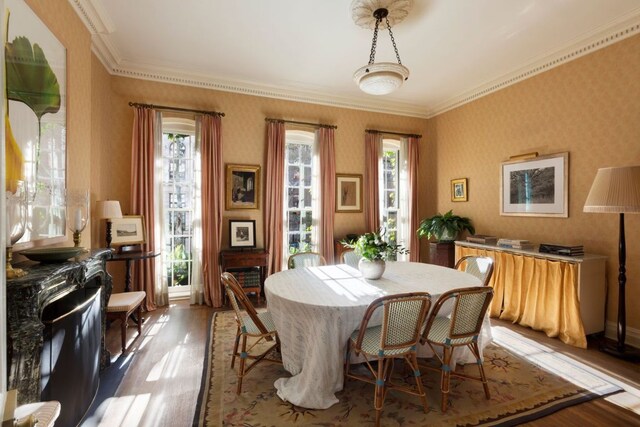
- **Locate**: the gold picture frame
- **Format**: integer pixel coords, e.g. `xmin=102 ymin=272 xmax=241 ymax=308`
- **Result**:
xmin=226 ymin=164 xmax=260 ymax=210
xmin=336 ymin=174 xmax=363 ymax=213
xmin=451 ymin=178 xmax=468 ymax=202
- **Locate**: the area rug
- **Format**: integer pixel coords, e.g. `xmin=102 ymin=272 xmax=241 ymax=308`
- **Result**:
xmin=193 ymin=311 xmax=621 ymax=426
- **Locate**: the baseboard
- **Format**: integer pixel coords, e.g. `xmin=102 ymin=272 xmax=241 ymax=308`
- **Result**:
xmin=605 ymin=321 xmax=640 ymax=349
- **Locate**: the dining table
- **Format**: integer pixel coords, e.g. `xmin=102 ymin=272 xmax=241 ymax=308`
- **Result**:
xmin=264 ymin=261 xmax=491 ymax=410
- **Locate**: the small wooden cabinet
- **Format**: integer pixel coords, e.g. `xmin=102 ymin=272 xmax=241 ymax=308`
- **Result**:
xmin=220 ymin=249 xmax=269 ymax=304
xmin=428 ymin=242 xmax=455 ymax=268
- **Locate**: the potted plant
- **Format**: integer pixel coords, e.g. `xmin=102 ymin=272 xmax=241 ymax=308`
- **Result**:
xmin=343 ymin=229 xmax=409 ymax=279
xmin=417 ymin=210 xmax=475 ymax=242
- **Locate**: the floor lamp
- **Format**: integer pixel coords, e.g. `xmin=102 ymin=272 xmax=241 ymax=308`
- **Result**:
xmin=584 ymin=165 xmax=640 ymax=359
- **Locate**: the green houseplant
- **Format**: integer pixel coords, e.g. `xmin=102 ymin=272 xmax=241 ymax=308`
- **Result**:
xmin=417 ymin=210 xmax=475 ymax=242
xmin=343 ymin=229 xmax=408 ymax=279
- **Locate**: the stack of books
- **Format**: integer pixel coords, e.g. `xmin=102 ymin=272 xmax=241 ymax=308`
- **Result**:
xmin=497 ymin=238 xmax=534 ymax=250
xmin=466 ymin=235 xmax=498 ymax=245
xmin=539 ymin=243 xmax=584 ymax=257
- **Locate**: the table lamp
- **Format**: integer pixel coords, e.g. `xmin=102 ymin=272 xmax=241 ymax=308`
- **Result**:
xmin=95 ymin=200 xmax=122 ymax=248
xmin=584 ymin=165 xmax=640 ymax=359
xmin=66 ymin=189 xmax=90 ymax=247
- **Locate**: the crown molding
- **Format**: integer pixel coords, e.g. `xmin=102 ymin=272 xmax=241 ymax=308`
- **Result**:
xmin=426 ymin=8 xmax=640 ymax=117
xmin=71 ymin=1 xmax=640 ymax=120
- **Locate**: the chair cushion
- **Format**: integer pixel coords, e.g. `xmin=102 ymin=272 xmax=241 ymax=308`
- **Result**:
xmin=241 ymin=310 xmax=277 ymax=335
xmin=107 ymin=291 xmax=146 ymax=312
xmin=350 ymin=326 xmax=414 ymax=357
xmin=427 ymin=316 xmax=475 ymax=345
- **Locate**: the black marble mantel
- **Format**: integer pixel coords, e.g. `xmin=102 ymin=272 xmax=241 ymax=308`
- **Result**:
xmin=6 ymin=248 xmax=113 ymax=405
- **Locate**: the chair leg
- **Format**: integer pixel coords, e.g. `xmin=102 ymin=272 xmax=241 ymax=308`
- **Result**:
xmin=441 ymin=346 xmax=453 ymax=413
xmin=120 ymin=314 xmax=127 ymax=353
xmin=471 ymin=342 xmax=491 ymax=400
xmin=236 ymin=334 xmax=248 ymax=394
xmin=344 ymin=341 xmax=352 ymax=385
xmin=231 ymin=325 xmax=240 ymax=369
xmin=136 ymin=305 xmax=142 ymax=336
xmin=374 ymin=357 xmax=386 ymax=427
xmin=408 ymin=353 xmax=429 ymax=413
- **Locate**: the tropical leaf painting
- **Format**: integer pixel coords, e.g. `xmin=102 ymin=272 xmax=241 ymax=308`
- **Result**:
xmin=5 ymin=0 xmax=67 ymax=244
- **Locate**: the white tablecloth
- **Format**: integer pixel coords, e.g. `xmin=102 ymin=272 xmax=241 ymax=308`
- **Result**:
xmin=264 ymin=261 xmax=491 ymax=409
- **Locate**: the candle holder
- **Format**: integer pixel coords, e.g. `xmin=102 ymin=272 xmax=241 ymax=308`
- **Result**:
xmin=66 ymin=189 xmax=90 ymax=248
xmin=6 ymin=181 xmax=28 ymax=279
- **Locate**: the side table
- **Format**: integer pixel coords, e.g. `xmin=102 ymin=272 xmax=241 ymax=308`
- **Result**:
xmin=220 ymin=249 xmax=269 ymax=304
xmin=428 ymin=242 xmax=455 ymax=268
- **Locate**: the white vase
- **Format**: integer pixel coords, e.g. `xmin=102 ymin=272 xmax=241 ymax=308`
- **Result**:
xmin=359 ymin=259 xmax=386 ymax=280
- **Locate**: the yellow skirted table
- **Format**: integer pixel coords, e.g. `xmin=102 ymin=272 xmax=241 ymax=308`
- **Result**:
xmin=455 ymin=243 xmax=606 ymax=349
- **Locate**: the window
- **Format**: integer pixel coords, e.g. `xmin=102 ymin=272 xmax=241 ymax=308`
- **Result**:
xmin=381 ymin=138 xmax=409 ymax=261
xmin=283 ymin=131 xmax=319 ymax=266
xmin=161 ymin=119 xmax=196 ymax=298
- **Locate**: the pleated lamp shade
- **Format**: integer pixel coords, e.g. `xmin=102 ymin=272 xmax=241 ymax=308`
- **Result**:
xmin=583 ymin=166 xmax=640 ymax=213
xmin=95 ymin=200 xmax=123 ymax=219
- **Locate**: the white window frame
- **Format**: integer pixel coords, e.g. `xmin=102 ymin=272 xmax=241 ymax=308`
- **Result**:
xmin=381 ymin=138 xmax=409 ymax=261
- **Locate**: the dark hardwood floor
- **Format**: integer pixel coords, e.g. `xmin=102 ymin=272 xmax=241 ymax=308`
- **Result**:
xmin=96 ymin=299 xmax=640 ymax=426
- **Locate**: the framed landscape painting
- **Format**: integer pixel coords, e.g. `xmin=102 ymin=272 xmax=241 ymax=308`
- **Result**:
xmin=501 ymin=152 xmax=569 ymax=217
xmin=110 ymin=216 xmax=146 ymax=246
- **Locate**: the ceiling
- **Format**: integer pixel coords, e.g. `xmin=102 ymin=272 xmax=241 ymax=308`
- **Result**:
xmin=70 ymin=0 xmax=640 ymax=118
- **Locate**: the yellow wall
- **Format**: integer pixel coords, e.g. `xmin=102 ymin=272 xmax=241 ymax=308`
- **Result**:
xmin=427 ymin=33 xmax=640 ymax=331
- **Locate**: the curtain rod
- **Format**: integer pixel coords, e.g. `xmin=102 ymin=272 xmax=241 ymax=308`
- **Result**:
xmin=366 ymin=129 xmax=421 ymax=138
xmin=265 ymin=118 xmax=337 ymax=130
xmin=128 ymin=102 xmax=225 ymax=117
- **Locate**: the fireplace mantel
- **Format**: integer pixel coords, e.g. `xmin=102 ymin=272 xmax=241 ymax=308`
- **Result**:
xmin=6 ymin=249 xmax=113 ymax=404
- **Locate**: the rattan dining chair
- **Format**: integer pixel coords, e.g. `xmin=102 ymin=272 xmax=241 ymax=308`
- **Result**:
xmin=345 ymin=292 xmax=432 ymax=427
xmin=340 ymin=249 xmax=360 ymax=269
xmin=454 ymin=256 xmax=494 ymax=286
xmin=221 ymin=272 xmax=281 ymax=394
xmin=287 ymin=252 xmax=327 ymax=269
xmin=420 ymin=286 xmax=494 ymax=412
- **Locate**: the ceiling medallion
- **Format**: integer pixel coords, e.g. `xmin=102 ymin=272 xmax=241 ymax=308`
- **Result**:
xmin=351 ymin=0 xmax=412 ymax=96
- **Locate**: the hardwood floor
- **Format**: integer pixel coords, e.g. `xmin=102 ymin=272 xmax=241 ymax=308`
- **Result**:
xmin=94 ymin=300 xmax=640 ymax=426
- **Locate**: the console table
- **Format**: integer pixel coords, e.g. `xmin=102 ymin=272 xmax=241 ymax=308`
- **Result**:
xmin=6 ymin=249 xmax=113 ymax=424
xmin=455 ymin=241 xmax=606 ymax=348
xmin=220 ymin=249 xmax=269 ymax=303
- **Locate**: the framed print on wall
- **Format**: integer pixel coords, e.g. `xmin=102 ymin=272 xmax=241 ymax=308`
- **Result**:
xmin=501 ymin=152 xmax=569 ymax=217
xmin=226 ymin=164 xmax=260 ymax=210
xmin=451 ymin=178 xmax=468 ymax=202
xmin=229 ymin=220 xmax=256 ymax=248
xmin=336 ymin=174 xmax=363 ymax=213
xmin=109 ymin=216 xmax=147 ymax=246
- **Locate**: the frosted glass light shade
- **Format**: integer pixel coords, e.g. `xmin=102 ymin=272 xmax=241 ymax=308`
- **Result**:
xmin=95 ymin=200 xmax=123 ymax=219
xmin=354 ymin=62 xmax=409 ymax=95
xmin=583 ymin=166 xmax=640 ymax=213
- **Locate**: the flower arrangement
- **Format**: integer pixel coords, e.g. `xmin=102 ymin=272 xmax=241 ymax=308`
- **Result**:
xmin=343 ymin=229 xmax=409 ymax=261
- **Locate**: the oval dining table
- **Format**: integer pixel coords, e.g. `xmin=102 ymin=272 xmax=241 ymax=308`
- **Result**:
xmin=264 ymin=261 xmax=490 ymax=410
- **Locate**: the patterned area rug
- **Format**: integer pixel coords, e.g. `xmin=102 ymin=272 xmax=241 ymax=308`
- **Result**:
xmin=193 ymin=311 xmax=621 ymax=426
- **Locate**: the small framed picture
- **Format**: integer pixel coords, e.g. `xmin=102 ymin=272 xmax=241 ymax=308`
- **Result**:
xmin=229 ymin=220 xmax=256 ymax=248
xmin=451 ymin=178 xmax=468 ymax=202
xmin=109 ymin=216 xmax=146 ymax=246
xmin=501 ymin=152 xmax=569 ymax=217
xmin=226 ymin=164 xmax=260 ymax=210
xmin=336 ymin=174 xmax=363 ymax=212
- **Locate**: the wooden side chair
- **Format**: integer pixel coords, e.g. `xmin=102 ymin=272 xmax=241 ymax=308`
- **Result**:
xmin=345 ymin=292 xmax=432 ymax=427
xmin=287 ymin=251 xmax=327 ymax=269
xmin=106 ymin=291 xmax=146 ymax=353
xmin=340 ymin=249 xmax=360 ymax=269
xmin=420 ymin=286 xmax=494 ymax=412
xmin=455 ymin=255 xmax=494 ymax=286
xmin=221 ymin=272 xmax=281 ymax=394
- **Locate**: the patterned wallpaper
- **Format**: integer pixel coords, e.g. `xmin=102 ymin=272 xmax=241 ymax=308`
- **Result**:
xmin=428 ymin=33 xmax=640 ymax=328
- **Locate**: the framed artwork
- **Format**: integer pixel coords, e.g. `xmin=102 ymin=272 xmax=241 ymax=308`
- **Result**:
xmin=109 ymin=216 xmax=147 ymax=246
xmin=229 ymin=220 xmax=256 ymax=248
xmin=501 ymin=152 xmax=569 ymax=217
xmin=226 ymin=164 xmax=260 ymax=210
xmin=7 ymin=0 xmax=67 ymax=248
xmin=336 ymin=174 xmax=363 ymax=212
xmin=451 ymin=178 xmax=468 ymax=202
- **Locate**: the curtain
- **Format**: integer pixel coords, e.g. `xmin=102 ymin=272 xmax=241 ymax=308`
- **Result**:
xmin=407 ymin=136 xmax=420 ymax=262
xmin=364 ymin=132 xmax=382 ymax=232
xmin=264 ymin=121 xmax=286 ymax=275
xmin=190 ymin=119 xmax=204 ymax=305
xmin=317 ymin=127 xmax=336 ymax=263
xmin=131 ymin=107 xmax=161 ymax=310
xmin=456 ymin=245 xmax=586 ymax=348
xmin=200 ymin=114 xmax=224 ymax=308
